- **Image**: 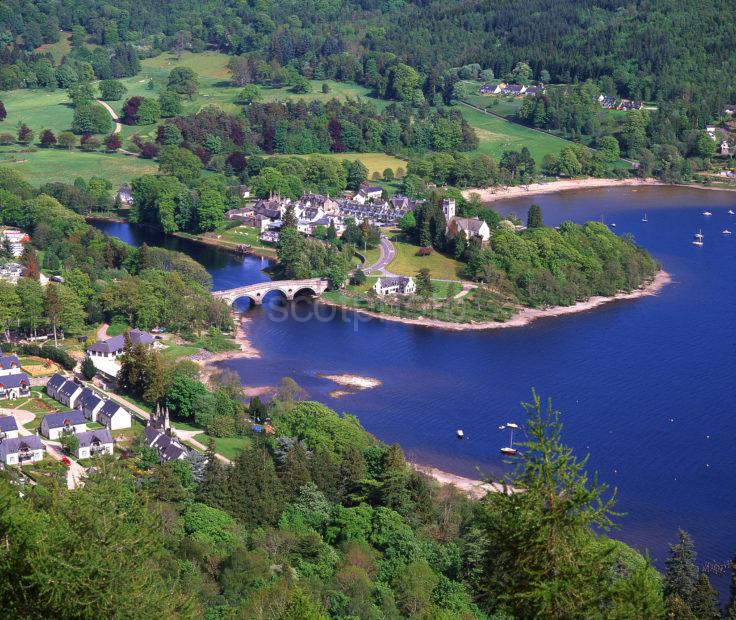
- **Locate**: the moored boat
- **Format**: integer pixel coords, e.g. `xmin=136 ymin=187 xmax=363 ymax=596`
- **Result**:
xmin=499 ymin=422 xmax=519 ymax=456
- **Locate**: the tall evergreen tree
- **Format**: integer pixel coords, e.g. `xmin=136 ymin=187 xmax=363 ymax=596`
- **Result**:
xmin=727 ymin=554 xmax=736 ymax=619
xmin=197 ymin=440 xmax=229 ymax=510
xmin=381 ymin=443 xmax=412 ymax=515
xmin=310 ymin=447 xmax=339 ymax=501
xmin=527 ymin=204 xmax=543 ymax=228
xmin=664 ymin=530 xmax=698 ymax=604
xmin=338 ymin=446 xmax=366 ymax=504
xmin=227 ymin=445 xmax=282 ymax=526
xmin=689 ymin=573 xmax=720 ymax=620
xmin=281 ymin=442 xmax=311 ymax=499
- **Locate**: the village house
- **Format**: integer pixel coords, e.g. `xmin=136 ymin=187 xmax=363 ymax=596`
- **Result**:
xmin=617 ymin=99 xmax=644 ymax=111
xmin=74 ymin=429 xmax=114 ymax=459
xmin=480 ymin=83 xmax=495 ymax=94
xmin=87 ymin=329 xmax=156 ymax=360
xmin=0 ymin=436 xmax=45 ymax=467
xmin=0 ymin=262 xmax=23 ymax=284
xmin=78 ymin=388 xmax=105 ymax=421
xmin=719 ymin=140 xmax=731 ymax=156
xmin=144 ymin=406 xmax=188 ymax=462
xmin=0 ymin=354 xmax=21 ymax=376
xmin=706 ymin=126 xmax=718 ymax=141
xmin=0 ymin=416 xmax=19 ymax=439
xmin=97 ymin=399 xmax=132 ymax=430
xmin=239 ymin=185 xmax=250 ymax=199
xmin=598 ymin=95 xmax=616 ymax=109
xmin=0 ymin=372 xmax=31 ymax=400
xmin=260 ymin=230 xmax=280 ymax=244
xmin=117 ymin=184 xmax=134 ymax=206
xmin=46 ymin=374 xmax=84 ymax=408
xmin=373 ymin=276 xmax=416 ymax=296
xmin=41 ymin=410 xmax=87 ymax=440
xmin=354 ymin=185 xmax=383 ymax=204
xmin=0 ymin=227 xmax=30 ymax=257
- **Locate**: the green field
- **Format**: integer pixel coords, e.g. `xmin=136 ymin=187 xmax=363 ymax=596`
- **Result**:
xmin=0 ymin=146 xmax=158 ymax=187
xmin=387 ymin=234 xmax=466 ymax=281
xmin=194 ymin=432 xmax=250 ymax=460
xmin=0 ymin=89 xmax=75 ymax=134
xmin=35 ymin=33 xmax=73 ymax=64
xmin=458 ymin=104 xmax=569 ymax=164
xmin=272 ymin=152 xmax=406 ymax=177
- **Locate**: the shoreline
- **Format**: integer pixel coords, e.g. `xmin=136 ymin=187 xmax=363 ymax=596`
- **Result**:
xmin=195 ymin=314 xmax=261 ymax=383
xmin=411 ymin=463 xmax=513 ymax=498
xmin=462 ymin=177 xmax=666 ymax=203
xmin=316 ymin=269 xmax=671 ymax=332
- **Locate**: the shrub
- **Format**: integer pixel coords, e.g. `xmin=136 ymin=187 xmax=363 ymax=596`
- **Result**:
xmin=208 ymin=415 xmax=237 ymax=438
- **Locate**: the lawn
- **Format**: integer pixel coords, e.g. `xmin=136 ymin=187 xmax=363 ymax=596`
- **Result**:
xmin=387 ymin=234 xmax=466 ymax=281
xmin=272 ymin=152 xmax=406 ymax=177
xmin=0 ymin=88 xmax=75 ymax=134
xmin=458 ymin=104 xmax=569 ymax=164
xmin=35 ymin=33 xmax=73 ymax=64
xmin=194 ymin=432 xmax=251 ymax=460
xmin=0 ymin=146 xmax=158 ymax=187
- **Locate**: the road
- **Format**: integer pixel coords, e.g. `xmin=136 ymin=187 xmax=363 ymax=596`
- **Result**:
xmin=96 ymin=99 xmax=122 ymax=134
xmin=364 ymin=236 xmax=397 ymax=276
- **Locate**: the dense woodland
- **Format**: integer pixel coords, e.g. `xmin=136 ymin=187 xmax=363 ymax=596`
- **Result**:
xmin=0 ymin=167 xmax=232 ymax=338
xmin=3 ymin=388 xmax=733 ymax=619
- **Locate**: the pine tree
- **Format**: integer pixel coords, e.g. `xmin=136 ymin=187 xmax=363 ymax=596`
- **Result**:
xmin=664 ymin=530 xmax=698 ymax=604
xmin=338 ymin=446 xmax=366 ymax=504
xmin=665 ymin=594 xmax=697 ymax=620
xmin=689 ymin=574 xmax=720 ymax=620
xmin=81 ymin=356 xmax=96 ymax=380
xmin=227 ymin=445 xmax=282 ymax=526
xmin=281 ymin=443 xmax=311 ymax=499
xmin=197 ymin=440 xmax=229 ymax=510
xmin=310 ymin=447 xmax=339 ymax=501
xmin=381 ymin=443 xmax=411 ymax=515
xmin=527 ymin=204 xmax=543 ymax=228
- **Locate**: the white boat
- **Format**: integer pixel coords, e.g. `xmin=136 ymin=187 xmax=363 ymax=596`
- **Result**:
xmin=641 ymin=212 xmax=648 ymax=223
xmin=611 ymin=223 xmax=617 ymax=227
xmin=499 ymin=422 xmax=519 ymax=456
xmin=723 ymin=229 xmax=733 ymax=235
xmin=729 ymin=209 xmax=735 ymax=215
xmin=456 ymin=429 xmax=464 ymax=439
xmin=693 ymin=229 xmax=704 ymax=246
xmin=703 ymin=211 xmax=713 ymax=216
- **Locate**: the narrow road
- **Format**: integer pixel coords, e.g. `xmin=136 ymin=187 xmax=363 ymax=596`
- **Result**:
xmin=96 ymin=322 xmax=109 ymax=340
xmin=173 ymin=429 xmax=233 ymax=464
xmin=96 ymin=99 xmax=122 ymax=134
xmin=364 ymin=236 xmax=397 ymax=276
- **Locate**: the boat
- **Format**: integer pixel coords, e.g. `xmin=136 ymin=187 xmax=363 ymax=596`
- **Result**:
xmin=641 ymin=212 xmax=648 ymax=223
xmin=693 ymin=230 xmax=704 ymax=246
xmin=499 ymin=422 xmax=519 ymax=456
xmin=456 ymin=429 xmax=464 ymax=439
xmin=729 ymin=209 xmax=735 ymax=215
xmin=703 ymin=211 xmax=713 ymax=216
xmin=611 ymin=223 xmax=617 ymax=227
xmin=723 ymin=229 xmax=733 ymax=235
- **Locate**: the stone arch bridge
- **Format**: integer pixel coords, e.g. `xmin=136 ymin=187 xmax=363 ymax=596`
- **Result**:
xmin=212 ymin=278 xmax=330 ymax=306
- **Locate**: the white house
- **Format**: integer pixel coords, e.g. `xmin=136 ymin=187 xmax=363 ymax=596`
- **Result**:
xmin=78 ymin=388 xmax=105 ymax=421
xmin=144 ymin=406 xmax=187 ymax=462
xmin=441 ymin=198 xmax=456 ymax=221
xmin=0 ymin=436 xmax=45 ymax=467
xmin=0 ymin=373 xmax=31 ymax=400
xmin=0 ymin=354 xmax=22 ymax=376
xmin=0 ymin=416 xmax=19 ymax=439
xmin=117 ymin=184 xmax=134 ymax=206
xmin=373 ymin=276 xmax=417 ymax=296
xmin=720 ymin=140 xmax=731 ymax=156
xmin=74 ymin=429 xmax=114 ymax=459
xmin=354 ymin=185 xmax=383 ymax=204
xmin=55 ymin=378 xmax=84 ymax=409
xmin=706 ymin=126 xmax=718 ymax=141
xmin=97 ymin=399 xmax=132 ymax=430
xmin=86 ymin=329 xmax=156 ymax=360
xmin=239 ymin=185 xmax=250 ymax=199
xmin=46 ymin=373 xmax=69 ymax=400
xmin=449 ymin=217 xmax=491 ymax=243
xmin=0 ymin=227 xmax=29 ymax=257
xmin=41 ymin=410 xmax=87 ymax=440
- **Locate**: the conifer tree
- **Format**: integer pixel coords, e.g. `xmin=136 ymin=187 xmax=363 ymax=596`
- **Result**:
xmin=197 ymin=440 xmax=229 ymax=510
xmin=381 ymin=443 xmax=411 ymax=515
xmin=664 ymin=530 xmax=698 ymax=603
xmin=310 ymin=447 xmax=339 ymax=501
xmin=689 ymin=573 xmax=720 ymax=620
xmin=281 ymin=442 xmax=311 ymax=499
xmin=227 ymin=445 xmax=282 ymax=526
xmin=338 ymin=446 xmax=366 ymax=504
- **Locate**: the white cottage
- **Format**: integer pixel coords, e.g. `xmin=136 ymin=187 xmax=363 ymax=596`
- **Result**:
xmin=0 ymin=416 xmax=19 ymax=439
xmin=0 ymin=436 xmax=44 ymax=467
xmin=0 ymin=372 xmax=31 ymax=400
xmin=74 ymin=429 xmax=114 ymax=459
xmin=97 ymin=399 xmax=132 ymax=430
xmin=41 ymin=410 xmax=87 ymax=440
xmin=373 ymin=276 xmax=416 ymax=296
xmin=0 ymin=354 xmax=22 ymax=376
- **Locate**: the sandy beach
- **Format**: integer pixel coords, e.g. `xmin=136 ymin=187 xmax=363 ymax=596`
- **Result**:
xmin=318 ymin=270 xmax=671 ymax=332
xmin=411 ymin=463 xmax=514 ymax=499
xmin=318 ymin=373 xmax=383 ymax=390
xmin=196 ymin=314 xmax=261 ymax=382
xmin=462 ymin=177 xmax=664 ymax=203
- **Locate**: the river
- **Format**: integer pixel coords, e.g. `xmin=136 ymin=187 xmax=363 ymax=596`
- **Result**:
xmin=93 ymin=185 xmax=736 ymax=586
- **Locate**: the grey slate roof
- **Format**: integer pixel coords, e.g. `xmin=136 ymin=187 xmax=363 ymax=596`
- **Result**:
xmin=88 ymin=329 xmax=154 ymax=354
xmin=76 ymin=429 xmax=113 ymax=448
xmin=0 ymin=355 xmax=20 ymax=370
xmin=42 ymin=410 xmax=86 ymax=429
xmin=58 ymin=379 xmax=82 ymax=399
xmin=0 ymin=416 xmax=18 ymax=433
xmin=47 ymin=373 xmax=67 ymax=392
xmin=78 ymin=388 xmax=103 ymax=412
xmin=377 ymin=276 xmax=412 ymax=288
xmin=0 ymin=436 xmax=44 ymax=460
xmin=0 ymin=373 xmax=30 ymax=389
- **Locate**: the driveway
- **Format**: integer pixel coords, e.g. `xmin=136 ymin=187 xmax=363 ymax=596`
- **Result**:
xmin=364 ymin=236 xmax=397 ymax=276
xmin=45 ymin=441 xmax=86 ymax=490
xmin=96 ymin=99 xmax=122 ymax=134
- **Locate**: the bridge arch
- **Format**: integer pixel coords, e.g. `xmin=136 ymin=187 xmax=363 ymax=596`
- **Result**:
xmin=293 ymin=286 xmax=318 ymax=299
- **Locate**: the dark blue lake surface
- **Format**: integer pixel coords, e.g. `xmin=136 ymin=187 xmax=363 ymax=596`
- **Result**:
xmin=93 ymin=186 xmax=736 ymax=583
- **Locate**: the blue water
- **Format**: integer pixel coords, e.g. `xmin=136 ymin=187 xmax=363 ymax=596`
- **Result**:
xmin=93 ymin=186 xmax=736 ymax=584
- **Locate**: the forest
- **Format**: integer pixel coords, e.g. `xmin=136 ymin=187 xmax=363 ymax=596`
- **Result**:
xmin=3 ymin=388 xmax=731 ymax=619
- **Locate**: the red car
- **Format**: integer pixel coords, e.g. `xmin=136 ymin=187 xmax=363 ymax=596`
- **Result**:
xmin=61 ymin=457 xmax=71 ymax=467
